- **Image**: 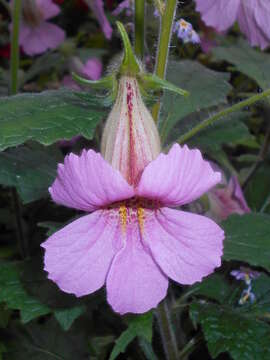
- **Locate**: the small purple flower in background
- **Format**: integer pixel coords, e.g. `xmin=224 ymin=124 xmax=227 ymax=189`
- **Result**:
xmin=173 ymin=19 xmax=200 ymax=44
xmin=112 ymin=0 xmax=133 ymax=17
xmin=231 ymin=267 xmax=260 ymax=285
xmin=17 ymin=0 xmax=66 ymax=56
xmin=42 ymin=76 xmax=224 ymax=315
xmin=195 ymin=0 xmax=270 ymax=50
xmin=83 ymin=0 xmax=112 ymax=39
xmin=208 ymin=175 xmax=250 ymax=222
xmin=231 ymin=267 xmax=260 ymax=305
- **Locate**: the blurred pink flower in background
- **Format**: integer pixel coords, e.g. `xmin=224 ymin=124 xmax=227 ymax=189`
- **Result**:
xmin=83 ymin=0 xmax=112 ymax=39
xmin=195 ymin=0 xmax=270 ymax=50
xmin=17 ymin=0 xmax=65 ymax=56
xmin=112 ymin=0 xmax=133 ymax=17
xmin=42 ymin=76 xmax=224 ymax=315
xmin=208 ymin=175 xmax=250 ymax=221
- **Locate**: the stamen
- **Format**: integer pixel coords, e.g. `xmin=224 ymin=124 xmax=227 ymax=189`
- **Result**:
xmin=119 ymin=204 xmax=127 ymax=232
xmin=137 ymin=206 xmax=145 ymax=233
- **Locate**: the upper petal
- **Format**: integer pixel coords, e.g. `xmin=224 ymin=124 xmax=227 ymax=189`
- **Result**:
xmin=50 ymin=149 xmax=135 ymax=212
xmin=37 ymin=0 xmax=61 ymax=20
xmin=195 ymin=0 xmax=240 ymax=31
xmin=41 ymin=210 xmax=120 ymax=297
xmin=106 ymin=223 xmax=168 ymax=314
xmin=142 ymin=207 xmax=224 ymax=285
xmin=238 ymin=0 xmax=270 ymax=50
xmin=20 ymin=22 xmax=65 ymax=56
xmin=137 ymin=144 xmax=221 ymax=207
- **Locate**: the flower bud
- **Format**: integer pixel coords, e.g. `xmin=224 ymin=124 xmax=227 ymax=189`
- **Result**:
xmin=101 ymin=76 xmax=161 ymax=185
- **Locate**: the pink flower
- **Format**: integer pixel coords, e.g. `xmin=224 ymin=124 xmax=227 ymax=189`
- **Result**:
xmin=42 ymin=76 xmax=224 ymax=314
xmin=83 ymin=0 xmax=113 ymax=39
xmin=17 ymin=0 xmax=65 ymax=56
xmin=208 ymin=176 xmax=250 ymax=221
xmin=195 ymin=0 xmax=270 ymax=50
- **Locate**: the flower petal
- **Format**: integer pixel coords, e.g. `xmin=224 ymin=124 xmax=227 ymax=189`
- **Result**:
xmin=50 ymin=149 xmax=135 ymax=212
xmin=195 ymin=0 xmax=240 ymax=32
xmin=106 ymin=224 xmax=168 ymax=314
xmin=37 ymin=0 xmax=61 ymax=20
xmin=42 ymin=210 xmax=121 ymax=297
xmin=20 ymin=22 xmax=65 ymax=56
xmin=238 ymin=1 xmax=270 ymax=50
xmin=84 ymin=0 xmax=113 ymax=39
xmin=142 ymin=207 xmax=224 ymax=285
xmin=137 ymin=144 xmax=221 ymax=207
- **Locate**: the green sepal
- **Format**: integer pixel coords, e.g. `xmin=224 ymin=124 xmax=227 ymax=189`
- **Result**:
xmin=139 ymin=73 xmax=190 ymax=97
xmin=72 ymin=72 xmax=118 ymax=105
xmin=116 ymin=21 xmax=141 ymax=76
xmin=72 ymin=72 xmax=116 ymax=91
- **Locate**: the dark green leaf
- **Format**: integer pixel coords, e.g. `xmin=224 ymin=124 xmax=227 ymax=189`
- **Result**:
xmin=190 ymin=274 xmax=236 ymax=304
xmin=0 ymin=145 xmax=62 ymax=203
xmin=247 ymin=274 xmax=270 ymax=316
xmin=186 ymin=112 xmax=252 ymax=152
xmin=222 ymin=213 xmax=270 ymax=271
xmin=213 ymin=39 xmax=270 ymax=89
xmin=54 ymin=305 xmax=86 ymax=331
xmin=160 ymin=60 xmax=232 ymax=142
xmin=190 ymin=302 xmax=270 ymax=360
xmin=109 ymin=312 xmax=153 ymax=360
xmin=245 ymin=166 xmax=270 ymax=212
xmin=0 ymin=262 xmax=50 ymax=323
xmin=7 ymin=318 xmax=89 ymax=360
xmin=89 ymin=335 xmax=115 ymax=360
xmin=0 ymin=89 xmax=107 ymax=151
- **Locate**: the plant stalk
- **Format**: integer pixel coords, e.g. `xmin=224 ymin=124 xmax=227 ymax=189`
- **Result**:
xmin=134 ymin=0 xmax=145 ymax=59
xmin=9 ymin=0 xmax=28 ymax=258
xmin=152 ymin=0 xmax=177 ymax=121
xmin=9 ymin=0 xmax=22 ymax=95
xmin=177 ymin=88 xmax=270 ymax=144
xmin=156 ymin=300 xmax=178 ymax=360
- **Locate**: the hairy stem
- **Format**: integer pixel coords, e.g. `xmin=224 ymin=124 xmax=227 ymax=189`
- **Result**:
xmin=9 ymin=0 xmax=27 ymax=258
xmin=134 ymin=0 xmax=145 ymax=59
xmin=152 ymin=0 xmax=177 ymax=121
xmin=156 ymin=300 xmax=178 ymax=360
xmin=177 ymin=88 xmax=270 ymax=144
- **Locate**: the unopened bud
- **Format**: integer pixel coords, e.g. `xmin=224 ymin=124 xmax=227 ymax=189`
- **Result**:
xmin=101 ymin=76 xmax=161 ymax=185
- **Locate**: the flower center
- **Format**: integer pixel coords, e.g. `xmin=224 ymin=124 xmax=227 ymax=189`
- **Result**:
xmin=23 ymin=0 xmax=44 ymax=27
xmin=105 ymin=197 xmax=159 ymax=234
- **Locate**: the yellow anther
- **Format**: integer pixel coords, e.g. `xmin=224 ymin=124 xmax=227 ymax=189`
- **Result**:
xmin=137 ymin=206 xmax=145 ymax=233
xmin=119 ymin=205 xmax=127 ymax=232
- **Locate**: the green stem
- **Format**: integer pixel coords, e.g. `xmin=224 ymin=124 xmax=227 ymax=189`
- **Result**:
xmin=134 ymin=0 xmax=145 ymax=59
xmin=152 ymin=0 xmax=177 ymax=121
xmin=177 ymin=88 xmax=270 ymax=144
xmin=9 ymin=0 xmax=27 ymax=258
xmin=9 ymin=0 xmax=22 ymax=95
xmin=178 ymin=334 xmax=203 ymax=359
xmin=156 ymin=300 xmax=178 ymax=360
